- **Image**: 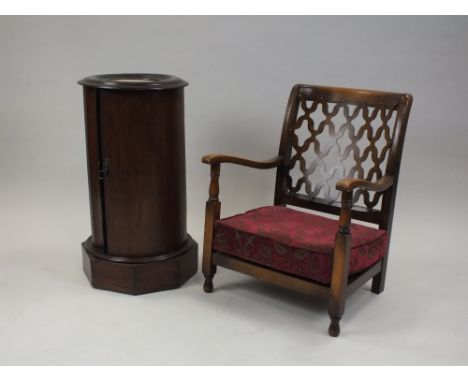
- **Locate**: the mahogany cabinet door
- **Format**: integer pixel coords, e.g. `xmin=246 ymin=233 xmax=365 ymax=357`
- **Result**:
xmin=99 ymin=89 xmax=187 ymax=257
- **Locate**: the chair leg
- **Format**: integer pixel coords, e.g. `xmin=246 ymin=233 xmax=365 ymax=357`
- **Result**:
xmin=201 ymin=204 xmax=218 ymax=293
xmin=203 ymin=266 xmax=216 ymax=293
xmin=371 ymin=257 xmax=388 ymax=294
xmin=202 ymin=230 xmax=217 ymax=293
xmin=328 ymin=283 xmax=347 ymax=337
xmin=328 ymin=192 xmax=352 ymax=337
xmin=328 ymin=288 xmax=346 ymax=337
xmin=202 ymin=163 xmax=221 ymax=294
xmin=328 ymin=316 xmax=342 ymax=337
xmin=202 ymin=232 xmax=218 ymax=293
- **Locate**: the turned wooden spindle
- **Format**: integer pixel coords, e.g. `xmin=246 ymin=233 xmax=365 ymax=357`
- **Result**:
xmin=202 ymin=163 xmax=221 ymax=292
xmin=328 ymin=190 xmax=352 ymax=337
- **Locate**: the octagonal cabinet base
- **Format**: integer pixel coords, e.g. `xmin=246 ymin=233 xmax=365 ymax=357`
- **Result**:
xmin=82 ymin=236 xmax=198 ymax=295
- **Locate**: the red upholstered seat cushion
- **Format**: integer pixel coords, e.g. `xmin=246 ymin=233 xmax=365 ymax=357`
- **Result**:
xmin=213 ymin=206 xmax=388 ymax=284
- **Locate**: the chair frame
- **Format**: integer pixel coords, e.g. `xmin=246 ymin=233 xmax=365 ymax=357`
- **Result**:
xmin=201 ymin=85 xmax=413 ymax=336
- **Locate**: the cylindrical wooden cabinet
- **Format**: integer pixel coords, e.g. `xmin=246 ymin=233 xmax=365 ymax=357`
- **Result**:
xmin=78 ymin=73 xmax=197 ymax=295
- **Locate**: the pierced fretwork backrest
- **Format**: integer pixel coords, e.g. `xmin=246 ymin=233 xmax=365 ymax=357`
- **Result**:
xmin=275 ymin=85 xmax=412 ymax=226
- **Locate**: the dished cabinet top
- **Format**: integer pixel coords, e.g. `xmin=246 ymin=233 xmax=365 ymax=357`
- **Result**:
xmin=78 ymin=73 xmax=188 ymax=91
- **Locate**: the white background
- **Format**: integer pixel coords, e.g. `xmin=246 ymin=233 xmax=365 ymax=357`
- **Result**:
xmin=0 ymin=16 xmax=467 ymax=365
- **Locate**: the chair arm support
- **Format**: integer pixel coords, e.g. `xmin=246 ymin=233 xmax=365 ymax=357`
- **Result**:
xmin=336 ymin=175 xmax=394 ymax=193
xmin=202 ymin=153 xmax=283 ymax=169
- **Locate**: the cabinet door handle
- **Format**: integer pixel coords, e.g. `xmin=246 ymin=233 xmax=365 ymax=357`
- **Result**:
xmin=98 ymin=158 xmax=110 ymax=180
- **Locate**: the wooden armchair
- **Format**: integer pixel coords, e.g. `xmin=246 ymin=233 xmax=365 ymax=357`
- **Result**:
xmin=201 ymin=85 xmax=412 ymax=336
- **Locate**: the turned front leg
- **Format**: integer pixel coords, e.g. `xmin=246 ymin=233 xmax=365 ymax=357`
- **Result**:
xmin=328 ymin=191 xmax=352 ymax=337
xmin=202 ymin=164 xmax=221 ymax=292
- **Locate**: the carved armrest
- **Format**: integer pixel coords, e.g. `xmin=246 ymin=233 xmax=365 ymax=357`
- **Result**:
xmin=336 ymin=175 xmax=394 ymax=193
xmin=202 ymin=153 xmax=283 ymax=169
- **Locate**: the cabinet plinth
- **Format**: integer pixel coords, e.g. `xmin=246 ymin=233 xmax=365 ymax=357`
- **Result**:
xmin=79 ymin=73 xmax=197 ymax=295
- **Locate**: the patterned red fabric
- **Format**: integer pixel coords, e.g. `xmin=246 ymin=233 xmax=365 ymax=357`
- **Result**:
xmin=213 ymin=206 xmax=388 ymax=284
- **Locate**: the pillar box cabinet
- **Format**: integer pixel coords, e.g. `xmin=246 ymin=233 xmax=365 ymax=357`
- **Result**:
xmin=78 ymin=73 xmax=197 ymax=295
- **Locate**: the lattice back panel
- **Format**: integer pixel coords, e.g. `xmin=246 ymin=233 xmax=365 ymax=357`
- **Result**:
xmin=284 ymin=94 xmax=398 ymax=210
